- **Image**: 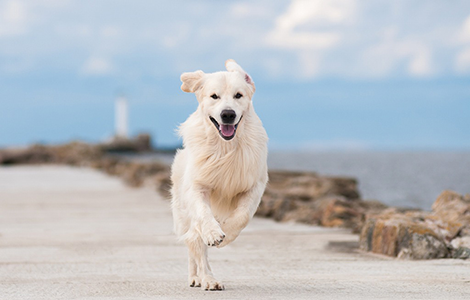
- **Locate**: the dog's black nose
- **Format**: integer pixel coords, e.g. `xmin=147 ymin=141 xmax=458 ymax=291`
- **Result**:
xmin=220 ymin=109 xmax=236 ymax=124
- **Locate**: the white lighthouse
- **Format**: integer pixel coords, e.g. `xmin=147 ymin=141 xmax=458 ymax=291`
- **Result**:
xmin=115 ymin=96 xmax=128 ymax=139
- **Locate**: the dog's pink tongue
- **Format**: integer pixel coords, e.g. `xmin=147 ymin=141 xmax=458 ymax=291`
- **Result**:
xmin=220 ymin=125 xmax=235 ymax=137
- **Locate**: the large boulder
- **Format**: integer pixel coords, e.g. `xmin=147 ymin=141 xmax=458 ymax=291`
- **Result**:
xmin=360 ymin=190 xmax=470 ymax=260
xmin=431 ymin=190 xmax=470 ymax=228
xmin=359 ymin=210 xmax=449 ymax=259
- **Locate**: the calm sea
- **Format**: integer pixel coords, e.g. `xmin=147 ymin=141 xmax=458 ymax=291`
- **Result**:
xmin=130 ymin=151 xmax=470 ymax=210
xmin=268 ymin=151 xmax=470 ymax=210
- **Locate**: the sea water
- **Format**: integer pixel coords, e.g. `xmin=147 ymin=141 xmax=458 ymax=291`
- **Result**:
xmin=268 ymin=151 xmax=470 ymax=210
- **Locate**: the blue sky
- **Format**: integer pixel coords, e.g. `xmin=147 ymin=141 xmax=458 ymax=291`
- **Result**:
xmin=1 ymin=0 xmax=470 ymax=150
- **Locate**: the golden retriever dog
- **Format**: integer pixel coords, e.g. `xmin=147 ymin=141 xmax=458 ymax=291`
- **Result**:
xmin=171 ymin=60 xmax=268 ymax=291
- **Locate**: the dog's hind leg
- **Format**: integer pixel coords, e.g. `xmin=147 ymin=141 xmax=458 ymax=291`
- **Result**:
xmin=186 ymin=234 xmax=224 ymax=291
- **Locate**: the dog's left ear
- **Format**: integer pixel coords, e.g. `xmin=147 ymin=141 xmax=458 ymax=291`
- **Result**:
xmin=225 ymin=59 xmax=255 ymax=93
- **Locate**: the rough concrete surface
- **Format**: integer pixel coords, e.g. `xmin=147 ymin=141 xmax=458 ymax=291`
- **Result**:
xmin=0 ymin=166 xmax=469 ymax=300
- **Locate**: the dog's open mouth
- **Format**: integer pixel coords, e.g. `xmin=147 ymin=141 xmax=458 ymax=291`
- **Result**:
xmin=209 ymin=116 xmax=242 ymax=141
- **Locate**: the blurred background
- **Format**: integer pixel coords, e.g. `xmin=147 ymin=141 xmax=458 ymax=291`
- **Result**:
xmin=1 ymin=0 xmax=469 ymax=208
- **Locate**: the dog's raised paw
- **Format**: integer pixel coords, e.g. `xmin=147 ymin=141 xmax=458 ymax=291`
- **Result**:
xmin=202 ymin=225 xmax=225 ymax=247
xmin=201 ymin=276 xmax=225 ymax=291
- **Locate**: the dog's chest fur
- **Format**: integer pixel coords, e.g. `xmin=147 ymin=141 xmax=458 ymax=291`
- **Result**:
xmin=180 ymin=109 xmax=267 ymax=204
xmin=196 ymin=142 xmax=260 ymax=198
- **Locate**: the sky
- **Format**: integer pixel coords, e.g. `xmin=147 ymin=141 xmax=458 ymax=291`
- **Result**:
xmin=1 ymin=0 xmax=470 ymax=150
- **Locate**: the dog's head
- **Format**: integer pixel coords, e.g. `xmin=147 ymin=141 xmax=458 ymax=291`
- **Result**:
xmin=180 ymin=59 xmax=255 ymax=141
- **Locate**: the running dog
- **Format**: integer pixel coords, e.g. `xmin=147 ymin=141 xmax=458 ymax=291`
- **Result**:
xmin=171 ymin=59 xmax=268 ymax=290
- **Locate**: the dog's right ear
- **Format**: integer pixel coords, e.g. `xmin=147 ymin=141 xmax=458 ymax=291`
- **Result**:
xmin=180 ymin=70 xmax=205 ymax=93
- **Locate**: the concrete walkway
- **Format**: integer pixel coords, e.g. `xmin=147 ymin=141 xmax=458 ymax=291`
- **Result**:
xmin=0 ymin=166 xmax=469 ymax=300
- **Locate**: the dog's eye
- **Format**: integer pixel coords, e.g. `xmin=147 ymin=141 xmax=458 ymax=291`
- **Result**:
xmin=234 ymin=93 xmax=243 ymax=99
xmin=210 ymin=94 xmax=219 ymax=99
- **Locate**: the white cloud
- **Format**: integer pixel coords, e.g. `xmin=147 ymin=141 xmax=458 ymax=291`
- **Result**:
xmin=268 ymin=31 xmax=340 ymax=50
xmin=407 ymin=47 xmax=433 ymax=76
xmin=455 ymin=15 xmax=470 ymax=73
xmin=0 ymin=0 xmax=28 ymax=37
xmin=264 ymin=0 xmax=470 ymax=78
xmin=455 ymin=47 xmax=470 ymax=73
xmin=81 ymin=56 xmax=114 ymax=75
xmin=459 ymin=15 xmax=470 ymax=43
xmin=361 ymin=27 xmax=434 ymax=77
xmin=276 ymin=0 xmax=353 ymax=31
xmin=0 ymin=0 xmax=469 ymax=80
xmin=266 ymin=0 xmax=355 ymax=51
xmin=265 ymin=0 xmax=356 ymax=78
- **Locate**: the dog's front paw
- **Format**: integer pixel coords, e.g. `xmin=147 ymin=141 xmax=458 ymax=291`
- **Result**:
xmin=201 ymin=275 xmax=224 ymax=291
xmin=201 ymin=223 xmax=225 ymax=247
xmin=216 ymin=234 xmax=234 ymax=248
xmin=216 ymin=227 xmax=241 ymax=248
xmin=189 ymin=275 xmax=201 ymax=287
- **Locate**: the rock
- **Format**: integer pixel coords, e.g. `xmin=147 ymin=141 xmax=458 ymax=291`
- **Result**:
xmin=0 ymin=145 xmax=54 ymax=165
xmin=432 ymin=190 xmax=470 ymax=223
xmin=101 ymin=133 xmax=153 ymax=153
xmin=266 ymin=170 xmax=360 ymax=201
xmin=121 ymin=162 xmax=169 ymax=187
xmin=429 ymin=190 xmax=470 ymax=242
xmin=396 ymin=225 xmax=449 ymax=260
xmin=319 ymin=196 xmax=363 ymax=228
xmin=450 ymin=236 xmax=470 ymax=249
xmin=256 ymin=191 xmax=297 ymax=222
xmin=0 ymin=136 xmax=171 ymax=202
xmin=154 ymin=172 xmax=172 ymax=200
xmin=453 ymin=247 xmax=470 ymax=259
xmin=423 ymin=215 xmax=462 ymax=242
xmin=360 ymin=211 xmax=449 ymax=259
xmin=460 ymin=225 xmax=470 ymax=237
xmin=360 ymin=190 xmax=470 ymax=259
xmin=134 ymin=133 xmax=152 ymax=152
xmin=256 ymin=171 xmax=367 ymax=229
xmin=52 ymin=142 xmax=103 ymax=165
xmin=450 ymin=237 xmax=470 ymax=259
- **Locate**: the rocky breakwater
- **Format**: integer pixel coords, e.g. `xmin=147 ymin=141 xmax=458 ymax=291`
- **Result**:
xmin=256 ymin=170 xmax=388 ymax=233
xmin=0 ymin=134 xmax=172 ymax=198
xmin=359 ymin=190 xmax=470 ymax=259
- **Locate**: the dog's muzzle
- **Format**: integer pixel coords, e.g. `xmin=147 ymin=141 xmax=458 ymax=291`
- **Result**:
xmin=209 ymin=115 xmax=242 ymax=141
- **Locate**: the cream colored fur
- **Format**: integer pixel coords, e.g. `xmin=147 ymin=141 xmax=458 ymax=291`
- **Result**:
xmin=171 ymin=60 xmax=268 ymax=291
